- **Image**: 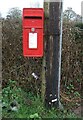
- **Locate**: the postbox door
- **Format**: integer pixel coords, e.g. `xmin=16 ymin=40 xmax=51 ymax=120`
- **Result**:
xmin=23 ymin=28 xmax=43 ymax=57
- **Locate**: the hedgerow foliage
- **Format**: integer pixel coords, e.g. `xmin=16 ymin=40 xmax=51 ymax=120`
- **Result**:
xmin=2 ymin=8 xmax=42 ymax=93
xmin=61 ymin=21 xmax=82 ymax=93
xmin=2 ymin=8 xmax=82 ymax=95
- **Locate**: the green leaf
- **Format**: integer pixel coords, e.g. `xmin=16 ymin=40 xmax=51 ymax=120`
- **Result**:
xmin=30 ymin=113 xmax=39 ymax=118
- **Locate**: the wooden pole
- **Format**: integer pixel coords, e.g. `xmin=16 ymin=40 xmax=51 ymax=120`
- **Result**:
xmin=41 ymin=56 xmax=46 ymax=102
xmin=45 ymin=2 xmax=63 ymax=108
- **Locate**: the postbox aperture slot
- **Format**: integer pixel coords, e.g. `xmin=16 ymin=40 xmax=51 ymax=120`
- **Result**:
xmin=24 ymin=16 xmax=42 ymax=19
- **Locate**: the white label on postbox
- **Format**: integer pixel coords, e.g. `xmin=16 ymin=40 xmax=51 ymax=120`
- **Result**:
xmin=29 ymin=33 xmax=37 ymax=49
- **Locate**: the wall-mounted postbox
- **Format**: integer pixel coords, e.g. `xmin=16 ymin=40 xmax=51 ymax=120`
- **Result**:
xmin=23 ymin=8 xmax=44 ymax=57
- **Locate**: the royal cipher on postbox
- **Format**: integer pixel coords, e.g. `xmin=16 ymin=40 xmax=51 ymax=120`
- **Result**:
xmin=23 ymin=8 xmax=44 ymax=57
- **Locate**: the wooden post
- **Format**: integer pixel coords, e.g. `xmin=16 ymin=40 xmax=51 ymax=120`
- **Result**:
xmin=41 ymin=56 xmax=46 ymax=102
xmin=45 ymin=2 xmax=63 ymax=108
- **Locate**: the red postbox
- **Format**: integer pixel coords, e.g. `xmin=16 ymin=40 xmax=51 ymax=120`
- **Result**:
xmin=23 ymin=8 xmax=44 ymax=57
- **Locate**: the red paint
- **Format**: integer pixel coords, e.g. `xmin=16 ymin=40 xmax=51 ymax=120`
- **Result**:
xmin=23 ymin=8 xmax=44 ymax=57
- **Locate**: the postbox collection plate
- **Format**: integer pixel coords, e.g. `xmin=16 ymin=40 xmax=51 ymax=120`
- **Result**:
xmin=29 ymin=33 xmax=37 ymax=49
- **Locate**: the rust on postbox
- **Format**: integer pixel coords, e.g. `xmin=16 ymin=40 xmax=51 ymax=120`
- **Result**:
xmin=23 ymin=8 xmax=44 ymax=57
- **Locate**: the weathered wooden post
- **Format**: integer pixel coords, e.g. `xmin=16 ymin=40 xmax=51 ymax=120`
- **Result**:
xmin=45 ymin=1 xmax=63 ymax=108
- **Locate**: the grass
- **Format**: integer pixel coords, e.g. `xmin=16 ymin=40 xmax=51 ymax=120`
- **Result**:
xmin=0 ymin=90 xmax=2 ymax=119
xmin=2 ymin=80 xmax=80 ymax=119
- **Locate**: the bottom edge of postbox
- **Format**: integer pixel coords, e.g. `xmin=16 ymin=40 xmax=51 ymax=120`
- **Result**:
xmin=23 ymin=54 xmax=43 ymax=57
